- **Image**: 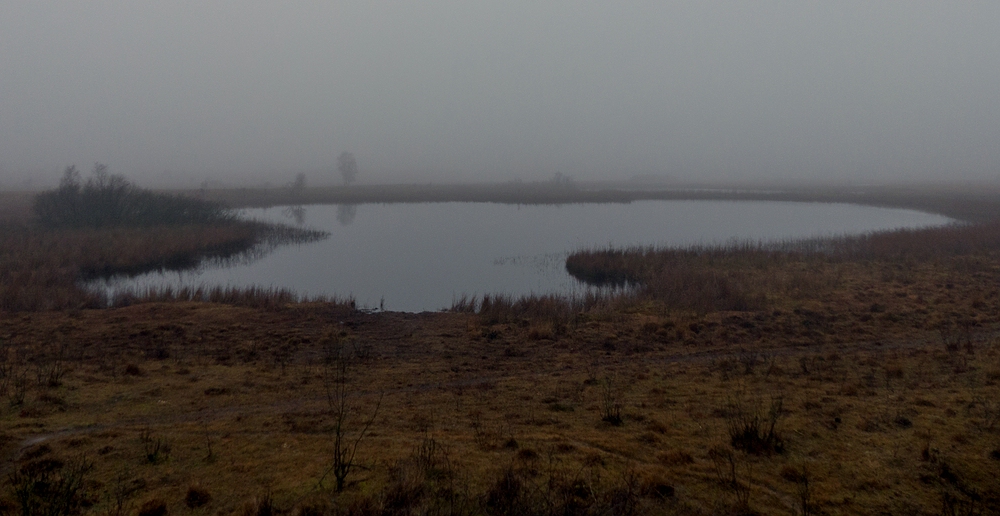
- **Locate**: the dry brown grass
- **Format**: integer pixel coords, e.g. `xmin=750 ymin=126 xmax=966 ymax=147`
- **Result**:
xmin=1 ymin=241 xmax=999 ymax=514
xmin=1 ymin=184 xmax=1000 ymax=514
xmin=566 ymin=222 xmax=1000 ymax=317
xmin=0 ymin=222 xmax=267 ymax=311
xmin=0 ymin=192 xmax=34 ymax=225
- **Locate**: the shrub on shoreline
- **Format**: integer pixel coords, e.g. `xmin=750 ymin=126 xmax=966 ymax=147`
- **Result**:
xmin=0 ymin=166 xmax=329 ymax=312
xmin=33 ymin=164 xmax=233 ymax=229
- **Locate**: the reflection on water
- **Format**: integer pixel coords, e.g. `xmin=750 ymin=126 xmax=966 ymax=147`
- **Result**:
xmin=283 ymin=204 xmax=357 ymax=226
xmin=336 ymin=204 xmax=357 ymax=226
xmin=493 ymin=253 xmax=569 ymax=274
xmin=282 ymin=205 xmax=307 ymax=225
xmin=94 ymin=201 xmax=953 ymax=312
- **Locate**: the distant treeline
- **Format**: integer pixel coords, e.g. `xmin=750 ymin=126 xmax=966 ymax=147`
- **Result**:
xmin=34 ymin=164 xmax=233 ymax=228
xmin=196 ymin=181 xmax=1000 ymax=224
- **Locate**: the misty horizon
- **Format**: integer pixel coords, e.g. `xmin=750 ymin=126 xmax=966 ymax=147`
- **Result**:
xmin=2 ymin=2 xmax=999 ymax=190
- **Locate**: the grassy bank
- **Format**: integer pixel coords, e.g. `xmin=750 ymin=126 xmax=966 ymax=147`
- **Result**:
xmin=2 ymin=259 xmax=999 ymax=514
xmin=0 ymin=221 xmax=331 ymax=311
xmin=564 ymin=221 xmax=1000 ymax=315
xmin=1 ymin=183 xmax=1000 ymax=515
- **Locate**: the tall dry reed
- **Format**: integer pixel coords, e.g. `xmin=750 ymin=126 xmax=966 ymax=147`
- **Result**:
xmin=0 ymin=221 xmax=326 ymax=312
xmin=566 ymin=220 xmax=1000 ymax=313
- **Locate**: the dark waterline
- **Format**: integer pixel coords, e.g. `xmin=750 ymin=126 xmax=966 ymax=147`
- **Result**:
xmin=90 ymin=201 xmax=953 ymax=312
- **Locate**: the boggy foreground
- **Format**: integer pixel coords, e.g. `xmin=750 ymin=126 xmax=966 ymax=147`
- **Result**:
xmin=2 ymin=184 xmax=1000 ymax=515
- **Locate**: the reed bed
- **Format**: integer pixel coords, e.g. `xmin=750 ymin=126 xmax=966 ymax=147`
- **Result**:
xmin=447 ymin=216 xmax=1000 ymax=320
xmin=451 ymin=291 xmax=626 ymax=326
xmin=564 ymin=219 xmax=1000 ymax=314
xmin=106 ymin=284 xmax=352 ymax=311
xmin=0 ymin=220 xmax=326 ymax=312
xmin=565 ymin=245 xmax=790 ymax=313
xmin=806 ymin=221 xmax=1000 ymax=261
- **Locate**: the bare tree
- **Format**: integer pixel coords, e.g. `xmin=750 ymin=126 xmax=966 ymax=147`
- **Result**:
xmin=319 ymin=333 xmax=381 ymax=492
xmin=337 ymin=151 xmax=358 ymax=185
xmin=292 ymin=172 xmax=307 ymax=192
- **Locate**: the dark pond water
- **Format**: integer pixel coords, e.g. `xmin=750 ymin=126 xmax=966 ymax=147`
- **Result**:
xmin=91 ymin=201 xmax=952 ymax=312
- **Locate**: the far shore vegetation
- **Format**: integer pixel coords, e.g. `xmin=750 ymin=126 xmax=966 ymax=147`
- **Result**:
xmin=1 ymin=176 xmax=1000 ymax=515
xmin=192 ymin=179 xmax=1000 ymax=223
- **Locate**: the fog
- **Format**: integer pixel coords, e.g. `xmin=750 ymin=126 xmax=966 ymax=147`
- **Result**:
xmin=2 ymin=2 xmax=998 ymax=189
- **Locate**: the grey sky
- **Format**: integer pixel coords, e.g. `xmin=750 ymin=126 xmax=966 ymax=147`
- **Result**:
xmin=1 ymin=2 xmax=998 ymax=188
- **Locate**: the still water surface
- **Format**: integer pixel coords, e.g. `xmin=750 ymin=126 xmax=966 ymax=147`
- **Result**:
xmin=94 ymin=201 xmax=952 ymax=312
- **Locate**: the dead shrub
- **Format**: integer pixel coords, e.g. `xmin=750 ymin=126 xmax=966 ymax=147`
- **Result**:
xmin=184 ymin=485 xmax=212 ymax=509
xmin=485 ymin=466 xmax=526 ymax=515
xmin=724 ymin=393 xmax=785 ymax=455
xmin=8 ymin=457 xmax=93 ymax=516
xmin=600 ymin=376 xmax=624 ymax=426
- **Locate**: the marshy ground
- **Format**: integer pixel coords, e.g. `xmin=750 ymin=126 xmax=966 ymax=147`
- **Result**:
xmin=1 ymin=183 xmax=1000 ymax=515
